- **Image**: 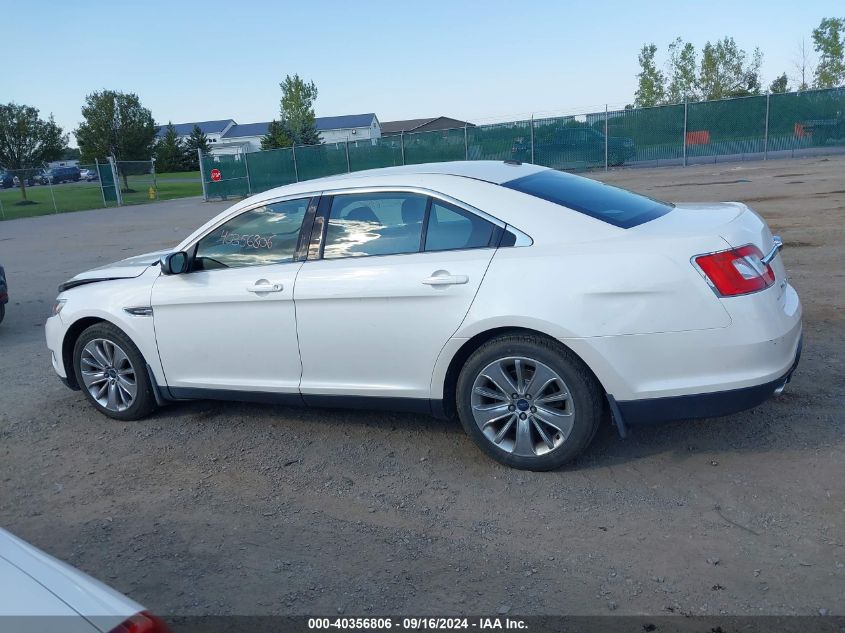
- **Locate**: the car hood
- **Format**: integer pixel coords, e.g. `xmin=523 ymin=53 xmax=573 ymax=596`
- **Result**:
xmin=60 ymin=249 xmax=168 ymax=291
xmin=0 ymin=528 xmax=142 ymax=631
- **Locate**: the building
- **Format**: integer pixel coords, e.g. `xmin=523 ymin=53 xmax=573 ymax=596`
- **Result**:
xmin=380 ymin=117 xmax=474 ymax=136
xmin=155 ymin=120 xmax=236 ymax=148
xmin=159 ymin=114 xmax=381 ymax=156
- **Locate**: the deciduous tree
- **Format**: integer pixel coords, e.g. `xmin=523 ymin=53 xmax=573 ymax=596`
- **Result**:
xmin=812 ymin=17 xmax=845 ymax=88
xmin=698 ymin=37 xmax=762 ymax=100
xmin=769 ymin=73 xmax=789 ymax=93
xmin=0 ymin=103 xmax=67 ymax=203
xmin=277 ymin=74 xmax=321 ymax=145
xmin=75 ymin=90 xmax=156 ymax=190
xmin=634 ymin=44 xmax=665 ymax=107
xmin=665 ymin=38 xmax=699 ymax=102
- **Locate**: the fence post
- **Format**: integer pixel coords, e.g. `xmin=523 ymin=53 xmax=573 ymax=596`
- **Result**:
xmin=464 ymin=123 xmax=469 ymax=160
xmin=345 ymin=139 xmax=351 ymax=172
xmin=530 ymin=115 xmax=535 ymax=164
xmin=150 ymin=158 xmax=158 ymax=200
xmin=604 ymin=104 xmax=609 ymax=171
xmin=0 ymin=197 xmax=4 ymax=219
xmin=109 ymin=156 xmax=122 ymax=206
xmin=197 ymin=150 xmax=208 ymax=201
xmin=764 ymin=92 xmax=770 ymax=160
xmin=95 ymin=158 xmax=107 ymax=207
xmin=47 ymin=174 xmax=58 ymax=213
xmin=243 ymin=150 xmax=253 ymax=195
xmin=682 ymin=97 xmax=688 ymax=167
xmin=291 ymin=142 xmax=299 ymax=182
xmin=400 ymin=132 xmax=406 ymax=165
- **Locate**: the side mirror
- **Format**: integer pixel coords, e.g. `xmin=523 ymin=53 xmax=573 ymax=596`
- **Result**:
xmin=160 ymin=251 xmax=189 ymax=275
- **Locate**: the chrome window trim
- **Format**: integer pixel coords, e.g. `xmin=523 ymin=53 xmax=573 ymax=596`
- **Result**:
xmin=185 ymin=184 xmax=534 ymax=253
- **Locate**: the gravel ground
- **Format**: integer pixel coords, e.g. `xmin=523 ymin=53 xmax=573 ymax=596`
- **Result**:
xmin=0 ymin=158 xmax=842 ymax=618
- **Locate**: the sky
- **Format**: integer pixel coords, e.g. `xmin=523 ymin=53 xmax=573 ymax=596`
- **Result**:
xmin=1 ymin=0 xmax=840 ymax=145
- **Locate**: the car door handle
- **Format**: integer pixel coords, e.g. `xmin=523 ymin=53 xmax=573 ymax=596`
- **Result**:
xmin=246 ymin=281 xmax=283 ymax=293
xmin=421 ymin=273 xmax=469 ymax=286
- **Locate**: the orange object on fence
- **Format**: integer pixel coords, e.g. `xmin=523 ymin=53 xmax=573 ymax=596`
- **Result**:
xmin=794 ymin=123 xmax=806 ymax=138
xmin=686 ymin=130 xmax=711 ymax=145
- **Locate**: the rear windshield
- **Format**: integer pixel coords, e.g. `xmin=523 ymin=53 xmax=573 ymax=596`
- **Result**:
xmin=502 ymin=169 xmax=672 ymax=228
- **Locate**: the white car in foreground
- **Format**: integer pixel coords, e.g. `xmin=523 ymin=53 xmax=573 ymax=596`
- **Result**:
xmin=45 ymin=161 xmax=801 ymax=470
xmin=0 ymin=528 xmax=169 ymax=632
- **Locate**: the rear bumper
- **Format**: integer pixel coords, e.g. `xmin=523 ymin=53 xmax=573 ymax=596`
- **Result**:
xmin=614 ymin=333 xmax=802 ymax=426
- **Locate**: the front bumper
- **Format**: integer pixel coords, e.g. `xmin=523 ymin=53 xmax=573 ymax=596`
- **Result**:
xmin=613 ymin=333 xmax=802 ymax=427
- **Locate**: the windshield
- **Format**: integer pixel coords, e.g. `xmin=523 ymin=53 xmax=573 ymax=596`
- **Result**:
xmin=501 ymin=169 xmax=672 ymax=228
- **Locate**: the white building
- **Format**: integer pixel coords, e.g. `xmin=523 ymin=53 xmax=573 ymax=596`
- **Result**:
xmin=154 ymin=120 xmax=236 ymax=148
xmin=158 ymin=114 xmax=381 ymax=156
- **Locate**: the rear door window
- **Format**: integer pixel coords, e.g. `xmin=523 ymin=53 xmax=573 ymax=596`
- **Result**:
xmin=424 ymin=200 xmax=496 ymax=252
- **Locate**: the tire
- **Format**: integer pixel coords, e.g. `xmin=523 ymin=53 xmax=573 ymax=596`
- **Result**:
xmin=0 ymin=304 xmax=5 ymax=324
xmin=456 ymin=333 xmax=602 ymax=471
xmin=73 ymin=322 xmax=157 ymax=421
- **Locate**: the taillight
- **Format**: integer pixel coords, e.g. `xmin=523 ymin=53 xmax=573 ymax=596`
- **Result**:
xmin=109 ymin=611 xmax=171 ymax=633
xmin=693 ymin=244 xmax=775 ymax=297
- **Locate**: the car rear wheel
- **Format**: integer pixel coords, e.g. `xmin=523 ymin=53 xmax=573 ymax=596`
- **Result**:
xmin=456 ymin=334 xmax=602 ymax=471
xmin=73 ymin=322 xmax=157 ymax=421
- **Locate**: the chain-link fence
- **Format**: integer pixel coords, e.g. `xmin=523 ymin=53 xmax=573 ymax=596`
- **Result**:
xmin=0 ymin=163 xmax=109 ymax=220
xmin=0 ymin=158 xmax=166 ymax=220
xmin=199 ymin=86 xmax=845 ymax=201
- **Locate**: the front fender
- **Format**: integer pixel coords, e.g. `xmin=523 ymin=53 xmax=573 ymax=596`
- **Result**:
xmin=55 ymin=268 xmax=165 ymax=386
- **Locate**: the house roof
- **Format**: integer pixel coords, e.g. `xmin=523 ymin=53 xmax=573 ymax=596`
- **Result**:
xmin=381 ymin=116 xmax=474 ymax=136
xmin=223 ymin=122 xmax=271 ymax=138
xmin=315 ymin=113 xmax=377 ymax=131
xmin=156 ymin=119 xmax=234 ymax=137
xmin=223 ymin=114 xmax=379 ymax=139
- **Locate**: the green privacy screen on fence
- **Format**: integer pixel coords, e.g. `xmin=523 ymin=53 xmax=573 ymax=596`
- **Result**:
xmin=200 ymin=86 xmax=845 ymax=199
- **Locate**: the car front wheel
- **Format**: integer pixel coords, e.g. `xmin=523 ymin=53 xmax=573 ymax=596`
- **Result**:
xmin=73 ymin=322 xmax=157 ymax=420
xmin=457 ymin=334 xmax=602 ymax=471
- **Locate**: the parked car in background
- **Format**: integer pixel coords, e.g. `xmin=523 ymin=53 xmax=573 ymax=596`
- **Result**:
xmin=0 ymin=265 xmax=7 ymax=325
xmin=47 ymin=166 xmax=81 ymax=184
xmin=0 ymin=527 xmax=170 ymax=632
xmin=28 ymin=168 xmax=49 ymax=185
xmin=0 ymin=170 xmax=14 ymax=189
xmin=46 ymin=161 xmax=801 ymax=471
xmin=80 ymin=168 xmax=98 ymax=181
xmin=513 ymin=127 xmax=636 ymax=167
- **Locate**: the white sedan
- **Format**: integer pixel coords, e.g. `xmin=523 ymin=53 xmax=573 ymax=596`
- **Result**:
xmin=45 ymin=161 xmax=802 ymax=470
xmin=0 ymin=528 xmax=169 ymax=632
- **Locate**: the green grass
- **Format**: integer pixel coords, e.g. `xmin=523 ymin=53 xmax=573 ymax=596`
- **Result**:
xmin=0 ymin=171 xmax=203 ymax=221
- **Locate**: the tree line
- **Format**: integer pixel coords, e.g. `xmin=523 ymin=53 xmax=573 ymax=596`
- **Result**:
xmin=633 ymin=17 xmax=845 ymax=107
xmin=0 ymin=73 xmax=322 ymax=203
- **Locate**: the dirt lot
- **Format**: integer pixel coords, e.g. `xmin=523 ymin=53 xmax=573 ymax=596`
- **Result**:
xmin=0 ymin=158 xmax=843 ymax=618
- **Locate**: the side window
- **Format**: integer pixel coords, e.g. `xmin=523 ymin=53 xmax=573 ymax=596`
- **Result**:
xmin=193 ymin=198 xmax=310 ymax=270
xmin=323 ymin=192 xmax=427 ymax=259
xmin=424 ymin=200 xmax=495 ymax=252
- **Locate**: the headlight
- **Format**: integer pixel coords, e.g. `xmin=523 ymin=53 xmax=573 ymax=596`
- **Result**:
xmin=52 ymin=298 xmax=67 ymax=316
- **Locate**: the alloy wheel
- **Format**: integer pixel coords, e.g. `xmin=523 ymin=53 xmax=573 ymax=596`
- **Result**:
xmin=80 ymin=338 xmax=137 ymax=412
xmin=470 ymin=356 xmax=575 ymax=457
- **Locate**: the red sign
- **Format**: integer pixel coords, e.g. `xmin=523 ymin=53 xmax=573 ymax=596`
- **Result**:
xmin=210 ymin=168 xmax=221 ymax=182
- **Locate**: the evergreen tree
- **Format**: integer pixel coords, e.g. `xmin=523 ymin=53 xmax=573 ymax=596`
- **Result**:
xmin=261 ymin=120 xmax=293 ymax=149
xmin=154 ymin=123 xmax=187 ymax=173
xmin=184 ymin=124 xmax=210 ymax=169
